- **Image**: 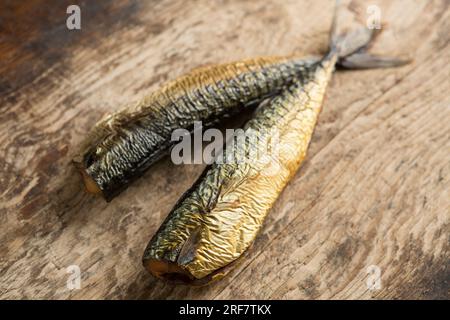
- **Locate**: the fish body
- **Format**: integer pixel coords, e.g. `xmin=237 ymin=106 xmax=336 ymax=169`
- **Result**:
xmin=74 ymin=56 xmax=319 ymax=201
xmin=142 ymin=52 xmax=337 ymax=284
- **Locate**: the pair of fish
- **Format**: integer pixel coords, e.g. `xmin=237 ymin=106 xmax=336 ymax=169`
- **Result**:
xmin=74 ymin=9 xmax=409 ymax=284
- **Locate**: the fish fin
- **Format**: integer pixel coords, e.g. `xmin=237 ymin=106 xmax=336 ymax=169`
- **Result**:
xmin=329 ymin=0 xmax=340 ymax=49
xmin=329 ymin=0 xmax=412 ymax=69
xmin=332 ymin=26 xmax=375 ymax=58
xmin=338 ymin=53 xmax=412 ymax=69
xmin=329 ymin=0 xmax=373 ymax=57
xmin=355 ymin=26 xmax=383 ymax=53
xmin=177 ymin=227 xmax=202 ymax=265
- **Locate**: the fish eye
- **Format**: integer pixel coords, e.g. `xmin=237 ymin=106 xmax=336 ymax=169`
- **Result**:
xmin=84 ymin=152 xmax=96 ymax=167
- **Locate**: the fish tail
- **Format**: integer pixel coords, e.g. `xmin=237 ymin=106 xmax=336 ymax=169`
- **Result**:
xmin=328 ymin=0 xmax=411 ymax=69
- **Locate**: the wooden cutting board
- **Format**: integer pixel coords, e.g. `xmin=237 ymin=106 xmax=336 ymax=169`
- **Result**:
xmin=0 ymin=0 xmax=448 ymax=299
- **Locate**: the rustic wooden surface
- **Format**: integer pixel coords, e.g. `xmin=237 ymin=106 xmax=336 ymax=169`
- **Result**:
xmin=0 ymin=0 xmax=449 ymax=299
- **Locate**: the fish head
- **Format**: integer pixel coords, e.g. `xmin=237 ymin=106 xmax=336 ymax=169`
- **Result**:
xmin=72 ymin=114 xmax=148 ymax=201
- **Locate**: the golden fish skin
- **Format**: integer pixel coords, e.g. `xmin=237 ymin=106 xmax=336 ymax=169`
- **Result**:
xmin=142 ymin=53 xmax=338 ymax=285
xmin=141 ymin=20 xmax=411 ymax=284
xmin=73 ymin=56 xmax=319 ymax=201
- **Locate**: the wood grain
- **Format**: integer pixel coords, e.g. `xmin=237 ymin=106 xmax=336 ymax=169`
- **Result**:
xmin=0 ymin=0 xmax=448 ymax=299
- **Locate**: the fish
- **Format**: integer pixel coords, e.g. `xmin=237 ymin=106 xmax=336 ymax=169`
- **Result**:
xmin=142 ymin=16 xmax=410 ymax=284
xmin=73 ymin=55 xmax=322 ymax=201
